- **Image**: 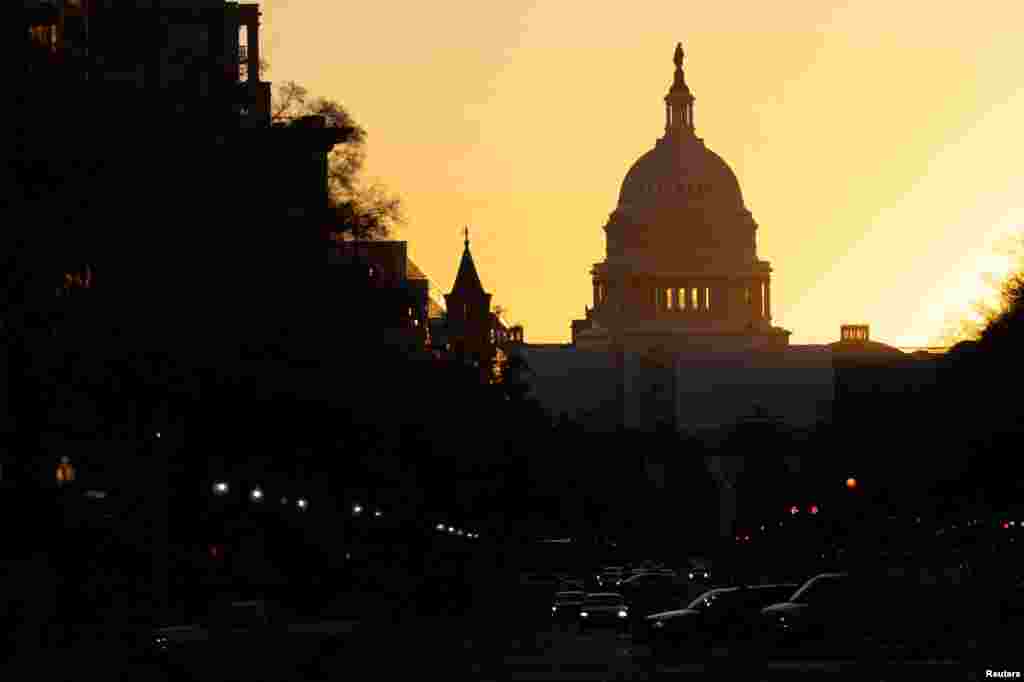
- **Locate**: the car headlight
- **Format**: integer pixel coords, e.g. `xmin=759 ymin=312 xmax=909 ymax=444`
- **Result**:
xmin=580 ymin=611 xmax=589 ymax=618
xmin=618 ymin=610 xmax=628 ymax=618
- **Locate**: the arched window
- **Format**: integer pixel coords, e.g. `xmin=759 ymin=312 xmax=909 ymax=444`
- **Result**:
xmin=704 ymin=287 xmax=711 ymax=311
xmin=691 ymin=288 xmax=698 ymax=309
xmin=665 ymin=288 xmax=674 ymax=311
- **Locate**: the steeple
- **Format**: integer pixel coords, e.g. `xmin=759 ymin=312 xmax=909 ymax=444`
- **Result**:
xmin=451 ymin=226 xmax=486 ymax=296
xmin=665 ymin=42 xmax=696 ymax=136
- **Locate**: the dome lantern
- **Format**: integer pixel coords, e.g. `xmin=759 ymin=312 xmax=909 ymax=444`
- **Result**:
xmin=665 ymin=42 xmax=696 ymax=136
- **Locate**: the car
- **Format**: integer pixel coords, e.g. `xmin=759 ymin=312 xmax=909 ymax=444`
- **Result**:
xmin=687 ymin=567 xmax=711 ymax=582
xmin=551 ymin=591 xmax=586 ymax=623
xmin=578 ymin=593 xmax=630 ymax=632
xmin=596 ymin=568 xmax=625 ymax=588
xmin=638 ymin=584 xmax=798 ymax=662
xmin=756 ymin=569 xmax=970 ymax=659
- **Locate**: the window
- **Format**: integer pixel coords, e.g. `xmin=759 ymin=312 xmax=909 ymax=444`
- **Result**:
xmin=744 ymin=287 xmax=752 ymax=305
xmin=691 ymin=288 xmax=698 ymax=309
xmin=665 ymin=288 xmax=674 ymax=311
xmin=761 ymin=283 xmax=766 ymax=317
xmin=705 ymin=287 xmax=711 ymax=312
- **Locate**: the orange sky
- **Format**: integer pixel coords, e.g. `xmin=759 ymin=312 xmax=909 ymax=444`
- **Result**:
xmin=261 ymin=1 xmax=1024 ymax=346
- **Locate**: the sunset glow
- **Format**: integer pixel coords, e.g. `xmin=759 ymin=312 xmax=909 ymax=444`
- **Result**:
xmin=261 ymin=1 xmax=1024 ymax=344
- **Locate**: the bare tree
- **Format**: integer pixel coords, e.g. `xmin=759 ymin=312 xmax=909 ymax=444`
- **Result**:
xmin=270 ymin=81 xmax=403 ymax=240
xmin=937 ymin=232 xmax=1024 ymax=346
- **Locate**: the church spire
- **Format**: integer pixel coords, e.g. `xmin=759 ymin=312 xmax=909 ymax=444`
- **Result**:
xmin=665 ymin=41 xmax=696 ymax=136
xmin=451 ymin=226 xmax=485 ymax=296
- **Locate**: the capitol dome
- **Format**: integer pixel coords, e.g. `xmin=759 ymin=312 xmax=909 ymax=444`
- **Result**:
xmin=602 ymin=42 xmax=757 ymax=270
xmin=616 ymin=136 xmax=746 ymax=216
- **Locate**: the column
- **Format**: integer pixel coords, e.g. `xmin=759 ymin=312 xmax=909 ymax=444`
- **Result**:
xmin=593 ymin=282 xmax=600 ymax=307
xmin=765 ymin=281 xmax=771 ymax=321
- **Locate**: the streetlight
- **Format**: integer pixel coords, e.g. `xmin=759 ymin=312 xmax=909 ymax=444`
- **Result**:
xmin=297 ymin=498 xmax=309 ymax=511
xmin=212 ymin=481 xmax=229 ymax=496
xmin=250 ymin=487 xmax=264 ymax=502
xmin=352 ymin=503 xmax=364 ymax=516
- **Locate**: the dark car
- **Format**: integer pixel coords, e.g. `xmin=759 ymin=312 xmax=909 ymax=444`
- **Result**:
xmin=578 ymin=593 xmax=630 ymax=632
xmin=757 ymin=569 xmax=970 ymax=659
xmin=550 ymin=591 xmax=586 ymax=623
xmin=639 ymin=583 xmax=797 ymax=661
xmin=618 ymin=572 xmax=683 ymax=620
xmin=687 ymin=567 xmax=711 ymax=582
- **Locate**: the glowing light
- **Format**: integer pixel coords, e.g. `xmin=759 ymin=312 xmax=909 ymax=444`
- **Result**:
xmin=790 ymin=505 xmax=799 ymax=515
xmin=250 ymin=487 xmax=264 ymax=501
xmin=809 ymin=505 xmax=819 ymax=515
xmin=374 ymin=509 xmax=382 ymax=518
xmin=436 ymin=523 xmax=445 ymax=531
xmin=353 ymin=504 xmax=363 ymax=515
xmin=297 ymin=498 xmax=309 ymax=510
xmin=212 ymin=481 xmax=229 ymax=495
xmin=846 ymin=477 xmax=858 ymax=490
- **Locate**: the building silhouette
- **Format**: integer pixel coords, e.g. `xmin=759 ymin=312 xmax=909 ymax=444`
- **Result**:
xmin=328 ymin=239 xmax=434 ymax=352
xmin=429 ymin=230 xmax=523 ymax=383
xmin=571 ymin=42 xmax=788 ymax=353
